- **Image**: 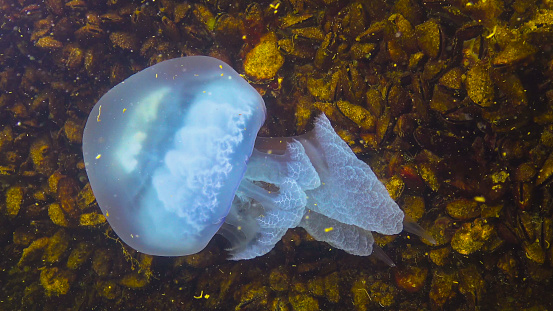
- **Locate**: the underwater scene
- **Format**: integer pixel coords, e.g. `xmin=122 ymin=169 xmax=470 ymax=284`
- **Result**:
xmin=1 ymin=0 xmax=553 ymax=309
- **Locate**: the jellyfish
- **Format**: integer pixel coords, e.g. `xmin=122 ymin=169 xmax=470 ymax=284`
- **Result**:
xmin=82 ymin=56 xmax=411 ymax=260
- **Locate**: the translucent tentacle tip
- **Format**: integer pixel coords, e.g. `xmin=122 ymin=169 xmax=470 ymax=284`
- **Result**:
xmin=402 ymin=214 xmax=437 ymax=245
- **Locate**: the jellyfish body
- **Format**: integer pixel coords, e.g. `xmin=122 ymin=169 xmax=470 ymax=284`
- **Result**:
xmin=83 ymin=56 xmax=405 ymax=260
xmin=82 ymin=56 xmax=266 ymax=256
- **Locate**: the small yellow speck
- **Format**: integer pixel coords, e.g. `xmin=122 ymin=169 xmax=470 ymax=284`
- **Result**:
xmin=486 ymin=25 xmax=497 ymax=39
xmin=96 ymin=154 xmax=102 ymax=159
xmin=324 ymin=227 xmax=334 ymax=232
xmin=474 ymin=196 xmax=486 ymax=202
xmin=194 ymin=291 xmax=204 ymax=299
xmin=219 ymin=65 xmax=223 ymax=69
xmin=221 ymin=73 xmax=224 ymax=76
xmin=155 ymin=73 xmax=158 ymax=78
xmin=97 ymin=105 xmax=102 ymax=122
xmin=122 ymin=108 xmax=127 ymax=113
xmin=242 ymin=35 xmax=247 ymax=40
xmin=106 ymin=211 xmax=109 ymax=217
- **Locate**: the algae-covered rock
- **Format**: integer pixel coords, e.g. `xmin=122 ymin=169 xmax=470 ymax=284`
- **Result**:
xmin=458 ymin=265 xmax=485 ymax=306
xmin=351 ymin=277 xmax=371 ymax=311
xmin=429 ymin=247 xmax=451 ymax=266
xmin=429 ymin=269 xmax=457 ymax=307
xmin=451 ymin=218 xmax=493 ymax=255
xmin=446 ymin=198 xmax=481 ymax=220
xmin=244 ymin=33 xmax=284 ymax=80
xmin=63 ymin=118 xmax=84 ymax=144
xmin=269 ymin=267 xmax=290 ymax=292
xmin=369 ymin=279 xmax=397 ymax=307
xmin=236 ymin=283 xmax=269 ymax=310
xmin=337 ymin=100 xmax=376 ymax=131
xmin=466 ymin=61 xmax=494 ymax=107
xmin=79 ymin=212 xmax=106 ymax=226
xmin=324 ymin=272 xmax=340 ymax=303
xmin=120 ymin=272 xmax=149 ymax=288
xmin=394 ymin=266 xmax=428 ymax=293
xmin=29 ymin=136 xmax=56 ymax=175
xmin=5 ymin=185 xmax=24 ymax=217
xmin=67 ymin=241 xmax=93 ymax=270
xmin=77 ymin=183 xmax=96 ymax=209
xmin=44 ymin=229 xmax=70 ymax=263
xmin=40 ymin=267 xmax=74 ymax=296
xmin=402 ymin=195 xmax=425 ymax=222
xmin=96 ymin=280 xmax=120 ymax=300
xmin=92 ymin=248 xmax=112 ymax=277
xmin=288 ymin=293 xmax=319 ymax=311
xmin=19 ymin=237 xmax=49 ymax=267
xmin=306 ymin=278 xmax=323 ymax=297
xmin=48 ymin=203 xmax=69 ymax=227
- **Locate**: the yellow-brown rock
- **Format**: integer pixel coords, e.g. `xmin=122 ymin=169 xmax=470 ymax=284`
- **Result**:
xmin=63 ymin=119 xmax=84 ymax=144
xmin=13 ymin=227 xmax=36 ymax=246
xmin=40 ymin=267 xmax=74 ymax=296
xmin=394 ymin=266 xmax=428 ymax=293
xmin=295 ymin=95 xmax=313 ymax=132
xmin=0 ymin=125 xmax=13 ymax=152
xmin=451 ymin=218 xmax=493 ymax=255
xmin=415 ymin=19 xmax=441 ymax=58
xmin=48 ymin=203 xmax=69 ymax=227
xmin=307 ymin=277 xmax=324 ymax=297
xmin=120 ymin=273 xmax=149 ymax=288
xmin=109 ymin=32 xmax=139 ymax=51
xmin=324 ymin=272 xmax=340 ymax=303
xmin=5 ymin=185 xmax=24 ymax=217
xmin=96 ymin=280 xmax=120 ymax=299
xmin=429 ymin=247 xmax=451 ymax=266
xmin=402 ymin=195 xmax=425 ymax=222
xmin=79 ymin=213 xmax=106 ymax=226
xmin=269 ymin=267 xmax=290 ymax=292
xmin=351 ymin=277 xmax=371 ymax=311
xmin=244 ymin=33 xmax=284 ymax=80
xmin=288 ymin=293 xmax=319 ymax=311
xmin=44 ymin=229 xmax=70 ymax=263
xmin=67 ymin=241 xmax=93 ymax=269
xmin=458 ymin=265 xmax=485 ymax=305
xmin=369 ymin=279 xmax=397 ymax=307
xmin=337 ymin=100 xmax=376 ymax=131
xmin=92 ymin=249 xmax=112 ymax=277
xmin=439 ymin=67 xmax=464 ymax=90
xmin=77 ymin=183 xmax=96 ymax=209
xmin=430 ymin=269 xmax=457 ymax=307
xmin=237 ymin=283 xmax=269 ymax=309
xmin=308 ymin=72 xmax=339 ymax=101
xmin=35 ymin=36 xmax=63 ymax=49
xmin=19 ymin=237 xmax=49 ymax=266
xmin=385 ymin=175 xmax=404 ymax=201
xmin=465 ymin=61 xmax=494 ymax=107
xmin=30 ymin=136 xmax=56 ymax=175
xmin=446 ymin=198 xmax=481 ymax=220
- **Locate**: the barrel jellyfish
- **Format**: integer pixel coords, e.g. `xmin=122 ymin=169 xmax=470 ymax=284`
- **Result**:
xmin=82 ymin=56 xmax=409 ymax=260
